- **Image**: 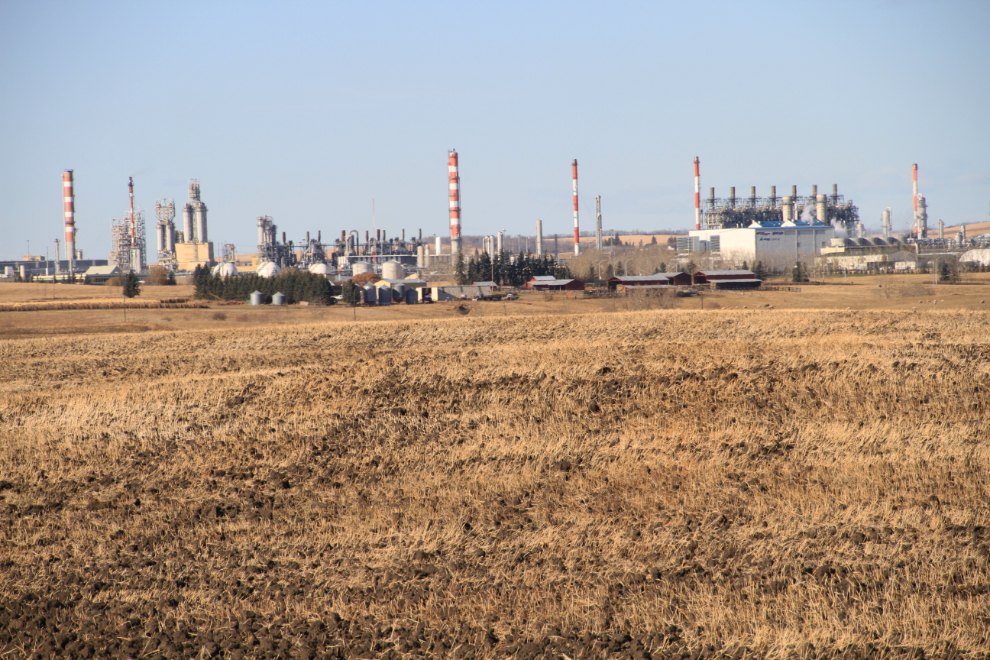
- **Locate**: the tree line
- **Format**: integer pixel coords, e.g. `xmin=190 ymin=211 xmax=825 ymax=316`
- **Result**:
xmin=454 ymin=251 xmax=571 ymax=286
xmin=192 ymin=265 xmax=336 ymax=304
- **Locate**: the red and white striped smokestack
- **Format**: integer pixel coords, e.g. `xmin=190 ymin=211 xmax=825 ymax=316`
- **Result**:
xmin=448 ymin=150 xmax=461 ymax=255
xmin=62 ymin=170 xmax=75 ymax=267
xmin=694 ymin=157 xmax=701 ymax=231
xmin=912 ymin=163 xmax=918 ymax=215
xmin=572 ymin=159 xmax=580 ymax=255
xmin=128 ymin=176 xmax=136 ymax=247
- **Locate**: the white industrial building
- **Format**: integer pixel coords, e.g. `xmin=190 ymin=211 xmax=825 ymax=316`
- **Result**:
xmin=686 ymin=223 xmax=834 ymax=269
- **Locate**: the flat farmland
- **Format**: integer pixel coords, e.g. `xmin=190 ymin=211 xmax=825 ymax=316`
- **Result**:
xmin=1 ymin=305 xmax=989 ymax=659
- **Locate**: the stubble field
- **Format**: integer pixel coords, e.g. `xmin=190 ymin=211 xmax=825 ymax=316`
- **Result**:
xmin=1 ymin=306 xmax=989 ymax=659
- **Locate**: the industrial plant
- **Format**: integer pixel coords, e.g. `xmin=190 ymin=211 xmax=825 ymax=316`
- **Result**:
xmin=4 ymin=153 xmax=986 ymax=287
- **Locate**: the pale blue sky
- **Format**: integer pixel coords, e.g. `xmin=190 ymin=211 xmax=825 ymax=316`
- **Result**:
xmin=1 ymin=0 xmax=988 ymax=260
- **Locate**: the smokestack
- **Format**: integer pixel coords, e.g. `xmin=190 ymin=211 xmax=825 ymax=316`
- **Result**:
xmin=816 ymin=194 xmax=827 ymax=226
xmin=694 ymin=157 xmax=701 ymax=230
xmin=729 ymin=186 xmax=736 ymax=209
xmin=401 ymin=229 xmax=405 ymax=242
xmin=595 ymin=196 xmax=603 ymax=251
xmin=750 ymin=186 xmax=756 ymax=207
xmin=435 ymin=235 xmax=441 ymax=256
xmin=129 ymin=177 xmax=136 ymax=247
xmin=782 ymin=196 xmax=793 ymax=224
xmin=770 ymin=185 xmax=777 ymax=207
xmin=536 ymin=220 xmax=544 ymax=257
xmin=882 ymin=208 xmax=892 ymax=240
xmin=418 ymin=228 xmax=422 ymax=240
xmin=448 ymin=150 xmax=461 ymax=255
xmin=572 ymin=159 xmax=580 ymax=255
xmin=917 ymin=195 xmax=928 ymax=239
xmin=912 ymin=164 xmax=918 ymax=216
xmin=62 ymin=171 xmax=75 ymax=271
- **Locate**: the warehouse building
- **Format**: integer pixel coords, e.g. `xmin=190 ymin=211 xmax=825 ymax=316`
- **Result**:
xmin=686 ymin=222 xmax=834 ymax=269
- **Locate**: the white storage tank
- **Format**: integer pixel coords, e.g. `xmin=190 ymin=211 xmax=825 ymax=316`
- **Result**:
xmin=352 ymin=262 xmax=372 ymax=275
xmin=257 ymin=262 xmax=281 ymax=278
xmin=213 ymin=262 xmax=238 ymax=277
xmin=382 ymin=260 xmax=405 ymax=280
xmin=308 ymin=263 xmax=331 ymax=276
xmin=272 ymin=292 xmax=286 ymax=306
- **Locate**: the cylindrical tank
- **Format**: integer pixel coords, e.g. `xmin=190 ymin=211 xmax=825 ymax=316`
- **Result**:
xmin=250 ymin=291 xmax=264 ymax=305
xmin=781 ymin=196 xmax=793 ymax=224
xmin=816 ymin=194 xmax=827 ymax=225
xmin=183 ymin=204 xmax=194 ymax=242
xmin=363 ymin=283 xmax=377 ymax=303
xmin=405 ymin=288 xmax=418 ymax=304
xmin=392 ymin=283 xmax=405 ymax=303
xmin=435 ymin=236 xmax=442 ymax=256
xmin=352 ymin=262 xmax=372 ymax=275
xmin=917 ymin=195 xmax=928 ymax=239
xmin=377 ymin=284 xmax=392 ymax=305
xmin=272 ymin=292 xmax=286 ymax=306
xmin=195 ymin=204 xmax=208 ymax=244
xmin=166 ymin=225 xmax=175 ymax=252
xmin=382 ymin=260 xmax=404 ymax=280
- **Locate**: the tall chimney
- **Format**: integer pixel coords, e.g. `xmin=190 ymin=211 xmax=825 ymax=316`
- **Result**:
xmin=129 ymin=177 xmax=136 ymax=247
xmin=912 ymin=164 xmax=918 ymax=216
xmin=448 ymin=150 xmax=461 ymax=255
xmin=694 ymin=157 xmax=701 ymax=230
xmin=595 ymin=195 xmax=603 ymax=251
xmin=536 ymin=219 xmax=544 ymax=257
xmin=62 ymin=170 xmax=75 ymax=271
xmin=572 ymin=159 xmax=580 ymax=255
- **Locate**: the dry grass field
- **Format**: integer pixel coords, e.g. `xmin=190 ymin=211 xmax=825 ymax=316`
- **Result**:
xmin=1 ymin=300 xmax=989 ymax=660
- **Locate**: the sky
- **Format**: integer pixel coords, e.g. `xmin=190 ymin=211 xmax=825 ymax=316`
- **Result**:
xmin=1 ymin=0 xmax=988 ymax=261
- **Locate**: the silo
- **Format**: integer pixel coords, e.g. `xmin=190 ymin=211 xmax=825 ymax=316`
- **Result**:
xmin=352 ymin=262 xmax=372 ymax=275
xmin=382 ymin=260 xmax=405 ymax=280
xmin=405 ymin=288 xmax=418 ymax=304
xmin=272 ymin=292 xmax=286 ymax=306
xmin=182 ymin=204 xmax=194 ymax=242
xmin=363 ymin=283 xmax=377 ymax=303
xmin=392 ymin=283 xmax=405 ymax=303
xmin=195 ymin=204 xmax=208 ymax=243
xmin=781 ymin=197 xmax=793 ymax=224
xmin=377 ymin=284 xmax=392 ymax=305
xmin=250 ymin=291 xmax=264 ymax=305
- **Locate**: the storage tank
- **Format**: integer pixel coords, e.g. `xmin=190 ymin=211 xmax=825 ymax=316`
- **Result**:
xmin=308 ymin=263 xmax=331 ymax=276
xmin=382 ymin=260 xmax=404 ymax=280
xmin=352 ymin=262 xmax=372 ymax=275
xmin=257 ymin=262 xmax=280 ymax=278
xmin=405 ymin=288 xmax=418 ymax=304
xmin=213 ymin=262 xmax=238 ymax=277
xmin=392 ymin=283 xmax=405 ymax=303
xmin=250 ymin=291 xmax=264 ymax=306
xmin=363 ymin=283 xmax=377 ymax=303
xmin=377 ymin=284 xmax=392 ymax=305
xmin=272 ymin=292 xmax=286 ymax=306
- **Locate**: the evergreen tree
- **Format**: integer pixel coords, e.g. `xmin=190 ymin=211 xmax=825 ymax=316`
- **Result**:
xmin=122 ymin=272 xmax=141 ymax=298
xmin=453 ymin=252 xmax=467 ymax=285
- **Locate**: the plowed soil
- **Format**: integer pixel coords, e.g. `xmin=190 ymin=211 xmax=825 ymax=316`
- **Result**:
xmin=1 ymin=309 xmax=989 ymax=659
